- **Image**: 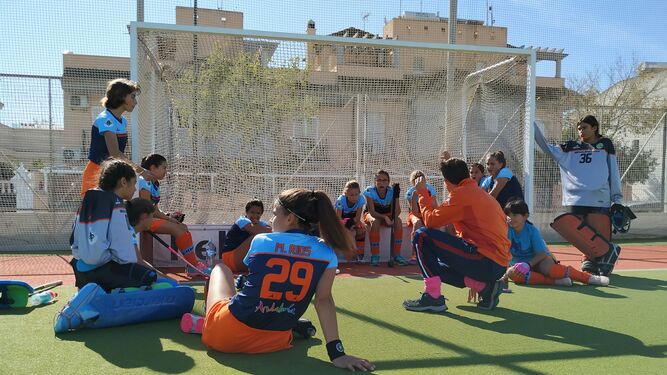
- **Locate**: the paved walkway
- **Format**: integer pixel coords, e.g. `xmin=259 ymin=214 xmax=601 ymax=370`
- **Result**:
xmin=1 ymin=244 xmax=665 ymax=287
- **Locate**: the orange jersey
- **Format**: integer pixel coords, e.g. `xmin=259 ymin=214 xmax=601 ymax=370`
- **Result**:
xmin=417 ymin=178 xmax=510 ymax=266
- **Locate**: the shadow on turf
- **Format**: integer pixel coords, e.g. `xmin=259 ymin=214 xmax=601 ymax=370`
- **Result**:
xmin=205 ymin=337 xmax=364 ymax=374
xmin=337 ymin=305 xmax=666 ymax=373
xmin=57 ymin=320 xmax=197 ymax=373
xmin=507 ymin=283 xmax=628 ymax=299
xmin=609 ymin=273 xmax=667 ymax=291
xmin=451 ymin=306 xmax=666 ymax=358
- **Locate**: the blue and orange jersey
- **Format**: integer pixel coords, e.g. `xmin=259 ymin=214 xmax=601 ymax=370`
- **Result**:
xmin=362 ymin=185 xmax=394 ymax=214
xmin=88 ymin=109 xmax=128 ymax=164
xmin=228 ymin=230 xmax=337 ymax=331
xmin=135 ymin=176 xmax=160 ymax=205
xmin=335 ymin=194 xmax=366 ymax=219
xmin=223 ymin=216 xmax=269 ymax=252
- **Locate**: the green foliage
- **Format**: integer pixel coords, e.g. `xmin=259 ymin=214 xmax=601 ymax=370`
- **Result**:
xmin=615 ymin=143 xmax=659 ymax=185
xmin=175 ymin=44 xmax=319 ymax=143
xmin=31 ymin=160 xmax=45 ymax=170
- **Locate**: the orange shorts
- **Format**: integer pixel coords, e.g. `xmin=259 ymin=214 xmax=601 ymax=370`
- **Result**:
xmin=221 ymin=250 xmax=245 ymax=273
xmin=80 ymin=161 xmax=102 ymax=197
xmin=202 ymin=299 xmax=292 ymax=353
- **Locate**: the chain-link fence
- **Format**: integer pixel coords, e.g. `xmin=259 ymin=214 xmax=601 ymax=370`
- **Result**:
xmin=1 ymin=1 xmax=666 ymax=250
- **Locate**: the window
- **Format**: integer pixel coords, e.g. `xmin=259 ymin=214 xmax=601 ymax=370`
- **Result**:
xmin=424 ymin=26 xmax=428 ymax=31
xmin=70 ymin=95 xmax=87 ymax=108
xmin=367 ymin=112 xmax=386 ymax=154
xmin=292 ymin=117 xmax=319 ymax=139
xmin=412 ymin=56 xmax=425 ymax=73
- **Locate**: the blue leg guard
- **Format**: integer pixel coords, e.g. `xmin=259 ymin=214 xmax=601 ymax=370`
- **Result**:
xmin=54 ymin=279 xmax=195 ymax=334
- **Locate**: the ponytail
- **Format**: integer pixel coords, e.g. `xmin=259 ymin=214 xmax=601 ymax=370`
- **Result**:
xmin=313 ymin=191 xmax=355 ymax=255
xmin=277 ymin=188 xmax=355 ymax=255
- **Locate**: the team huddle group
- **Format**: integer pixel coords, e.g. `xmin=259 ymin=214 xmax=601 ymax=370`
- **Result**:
xmin=59 ymin=78 xmax=627 ymax=371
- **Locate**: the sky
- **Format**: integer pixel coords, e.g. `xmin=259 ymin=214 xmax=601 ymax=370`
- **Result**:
xmin=1 ymin=0 xmax=666 ymax=126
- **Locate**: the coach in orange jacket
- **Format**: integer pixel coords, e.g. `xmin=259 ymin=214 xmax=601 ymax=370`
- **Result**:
xmin=402 ymin=156 xmax=510 ymax=312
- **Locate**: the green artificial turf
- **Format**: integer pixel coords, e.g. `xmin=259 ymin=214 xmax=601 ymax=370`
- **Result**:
xmin=1 ymin=270 xmax=666 ymax=374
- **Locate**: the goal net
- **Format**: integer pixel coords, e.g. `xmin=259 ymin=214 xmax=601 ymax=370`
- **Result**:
xmin=133 ymin=23 xmax=536 ymax=224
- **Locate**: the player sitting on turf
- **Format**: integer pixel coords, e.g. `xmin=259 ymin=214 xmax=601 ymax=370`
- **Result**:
xmin=201 ymin=188 xmax=375 ymax=372
xmin=405 ymin=170 xmax=438 ymax=265
xmin=221 ymin=199 xmax=272 ymax=273
xmin=501 ymin=200 xmax=609 ymax=287
xmin=70 ymin=159 xmax=158 ymax=292
xmin=135 ymin=153 xmax=210 ymax=276
xmin=362 ymin=170 xmax=406 ymax=266
xmin=335 ymin=180 xmax=367 ymax=263
xmin=403 ymin=156 xmax=510 ymax=312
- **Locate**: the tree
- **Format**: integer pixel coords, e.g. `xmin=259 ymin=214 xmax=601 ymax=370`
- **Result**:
xmin=542 ymin=57 xmax=666 ymax=190
xmin=562 ymin=57 xmax=667 ymax=139
xmin=176 ymin=44 xmax=319 ymax=143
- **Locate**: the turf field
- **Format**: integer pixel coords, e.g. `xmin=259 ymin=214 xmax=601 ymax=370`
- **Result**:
xmin=2 ymin=269 xmax=666 ymax=374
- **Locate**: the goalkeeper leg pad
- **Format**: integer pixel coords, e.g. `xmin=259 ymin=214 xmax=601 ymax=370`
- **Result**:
xmin=55 ymin=280 xmax=194 ymax=333
xmin=551 ymin=213 xmax=613 ymax=258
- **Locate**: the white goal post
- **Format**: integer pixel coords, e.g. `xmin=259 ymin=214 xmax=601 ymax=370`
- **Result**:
xmin=129 ymin=21 xmax=536 ymax=223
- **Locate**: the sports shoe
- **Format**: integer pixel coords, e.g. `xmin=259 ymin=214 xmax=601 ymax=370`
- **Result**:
xmin=392 ymin=255 xmax=408 ymax=266
xmin=476 ymin=280 xmax=502 ymax=310
xmin=555 ymin=277 xmax=573 ymax=287
xmin=186 ymin=262 xmax=212 ymax=277
xmin=403 ymin=293 xmax=448 ymax=312
xmin=369 ymin=255 xmax=380 ymax=267
xmin=581 ymin=260 xmax=599 ymax=274
xmin=597 ymin=244 xmax=621 ymax=276
xmin=293 ymin=318 xmax=317 ymax=339
xmin=588 ymin=274 xmax=610 ymax=286
xmin=180 ymin=313 xmax=204 ymax=334
xmin=408 ymin=255 xmax=417 ymax=265
xmin=355 ymin=254 xmax=365 ymax=264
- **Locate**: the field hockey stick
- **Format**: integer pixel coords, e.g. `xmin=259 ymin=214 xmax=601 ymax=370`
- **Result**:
xmin=30 ymin=280 xmax=63 ymax=295
xmin=148 ymin=232 xmax=210 ymax=279
xmin=388 ymin=183 xmax=401 ymax=267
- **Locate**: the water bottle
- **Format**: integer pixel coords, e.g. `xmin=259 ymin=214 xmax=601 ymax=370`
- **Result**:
xmin=204 ymin=240 xmax=217 ymax=268
xmin=30 ymin=291 xmax=58 ymax=306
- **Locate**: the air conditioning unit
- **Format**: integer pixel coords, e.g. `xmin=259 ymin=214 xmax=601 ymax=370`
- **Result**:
xmin=70 ymin=95 xmax=88 ymax=108
xmin=62 ymin=148 xmax=82 ymax=160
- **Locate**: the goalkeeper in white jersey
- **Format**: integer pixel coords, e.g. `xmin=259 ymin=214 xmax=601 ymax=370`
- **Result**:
xmin=534 ymin=115 xmax=623 ymax=276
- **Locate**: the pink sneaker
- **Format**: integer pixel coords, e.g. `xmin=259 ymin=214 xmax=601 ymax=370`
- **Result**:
xmin=180 ymin=313 xmax=204 ymax=334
